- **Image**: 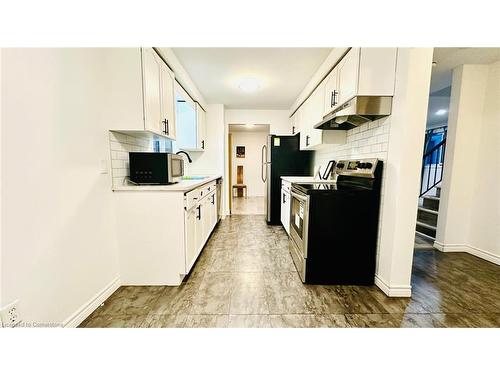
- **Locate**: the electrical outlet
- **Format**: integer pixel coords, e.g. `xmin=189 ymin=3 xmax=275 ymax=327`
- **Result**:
xmin=1 ymin=300 xmax=21 ymax=327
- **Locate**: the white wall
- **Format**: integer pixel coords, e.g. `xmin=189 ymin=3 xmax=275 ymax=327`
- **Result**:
xmin=436 ymin=61 xmax=500 ymax=264
xmin=225 ymin=109 xmax=290 ymax=135
xmin=1 ymin=49 xmax=121 ymax=326
xmin=375 ymin=48 xmax=433 ymax=296
xmin=230 ymin=132 xmax=268 ymax=197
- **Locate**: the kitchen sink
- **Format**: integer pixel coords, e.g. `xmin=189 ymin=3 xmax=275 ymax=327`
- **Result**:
xmin=182 ymin=175 xmax=209 ymax=180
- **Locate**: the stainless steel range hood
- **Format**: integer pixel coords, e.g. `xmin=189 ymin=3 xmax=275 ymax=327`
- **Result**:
xmin=314 ymin=96 xmax=393 ymax=130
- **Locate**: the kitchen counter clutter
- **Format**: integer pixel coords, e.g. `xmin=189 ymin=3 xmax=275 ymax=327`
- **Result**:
xmin=113 ymin=176 xmax=222 ymax=286
xmin=112 ymin=175 xmax=222 ymax=192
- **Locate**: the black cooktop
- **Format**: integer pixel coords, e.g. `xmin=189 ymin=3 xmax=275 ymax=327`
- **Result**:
xmin=292 ymin=181 xmax=373 ymax=194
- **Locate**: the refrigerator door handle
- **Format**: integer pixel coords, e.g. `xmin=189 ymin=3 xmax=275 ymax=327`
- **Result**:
xmin=261 ymin=144 xmax=267 ymax=182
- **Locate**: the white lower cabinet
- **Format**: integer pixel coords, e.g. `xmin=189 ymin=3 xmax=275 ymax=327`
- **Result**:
xmin=185 ymin=205 xmax=198 ymax=272
xmin=280 ymin=185 xmax=291 ymax=236
xmin=114 ymin=178 xmax=221 ymax=286
xmin=184 ymin=188 xmax=218 ymax=273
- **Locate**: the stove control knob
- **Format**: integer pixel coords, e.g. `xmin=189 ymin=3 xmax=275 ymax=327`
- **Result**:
xmin=337 ymin=163 xmax=345 ymax=169
xmin=365 ymin=162 xmax=373 ymax=169
xmin=358 ymin=163 xmax=365 ymax=169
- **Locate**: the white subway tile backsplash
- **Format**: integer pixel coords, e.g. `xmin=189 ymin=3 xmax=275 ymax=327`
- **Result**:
xmin=108 ymin=131 xmax=172 ymax=188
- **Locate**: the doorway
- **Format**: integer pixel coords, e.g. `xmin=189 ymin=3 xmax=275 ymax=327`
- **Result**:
xmin=228 ymin=124 xmax=270 ymax=215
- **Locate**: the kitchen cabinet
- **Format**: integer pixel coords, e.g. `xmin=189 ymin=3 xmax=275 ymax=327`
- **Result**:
xmin=196 ymin=103 xmax=207 ymax=151
xmin=107 ymin=48 xmax=177 ymax=140
xmin=299 ymin=80 xmax=346 ymax=150
xmin=290 ymin=110 xmax=298 ymax=135
xmin=185 ymin=185 xmax=218 ymax=273
xmin=336 ymin=47 xmax=360 ymax=107
xmin=323 ymin=48 xmax=397 ymax=116
xmin=142 ymin=48 xmax=176 ymax=140
xmin=185 ymin=205 xmax=198 ymax=272
xmin=323 ymin=66 xmax=339 ymax=116
xmin=280 ymin=184 xmax=291 ymax=236
xmin=159 ymin=61 xmax=176 ymax=139
xmin=176 ymin=97 xmax=207 ymax=152
xmin=114 ymin=177 xmax=221 ymax=286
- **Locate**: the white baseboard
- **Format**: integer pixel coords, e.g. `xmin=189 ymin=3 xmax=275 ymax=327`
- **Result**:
xmin=374 ymin=275 xmax=412 ymax=297
xmin=63 ymin=277 xmax=120 ymax=328
xmin=433 ymin=241 xmax=500 ymax=265
xmin=465 ymin=245 xmax=500 ymax=265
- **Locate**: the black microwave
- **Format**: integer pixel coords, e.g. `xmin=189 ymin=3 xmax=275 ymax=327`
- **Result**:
xmin=129 ymin=152 xmax=184 ymax=185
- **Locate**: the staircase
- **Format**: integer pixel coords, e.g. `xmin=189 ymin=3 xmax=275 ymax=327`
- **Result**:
xmin=416 ymin=186 xmax=440 ymax=240
xmin=416 ymin=127 xmax=447 ymax=241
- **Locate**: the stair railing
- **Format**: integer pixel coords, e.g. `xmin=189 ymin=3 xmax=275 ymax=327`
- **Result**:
xmin=420 ymin=138 xmax=447 ymax=197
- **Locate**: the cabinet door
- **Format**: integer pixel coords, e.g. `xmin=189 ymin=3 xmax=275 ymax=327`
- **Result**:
xmin=280 ymin=188 xmax=290 ymax=233
xmin=299 ymin=103 xmax=309 ymax=150
xmin=142 ymin=48 xmax=163 ymax=135
xmin=337 ymin=48 xmax=360 ymax=106
xmin=160 ymin=65 xmax=176 ymax=140
xmin=194 ymin=203 xmax=204 ymax=255
xmin=197 ymin=104 xmax=206 ymax=150
xmin=202 ymin=198 xmax=212 ymax=243
xmin=210 ymin=192 xmax=217 ymax=230
xmin=307 ymin=81 xmax=325 ymax=148
xmin=324 ymin=67 xmax=338 ymax=116
xmin=185 ymin=206 xmax=198 ymax=272
xmin=290 ymin=112 xmax=297 ymax=135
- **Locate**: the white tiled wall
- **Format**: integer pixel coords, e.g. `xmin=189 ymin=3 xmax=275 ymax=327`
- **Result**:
xmin=109 ymin=131 xmax=172 ymax=187
xmin=313 ymin=117 xmax=392 ymax=257
xmin=313 ymin=117 xmax=391 ymax=169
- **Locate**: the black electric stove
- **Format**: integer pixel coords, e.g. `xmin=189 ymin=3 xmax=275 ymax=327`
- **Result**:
xmin=288 ymin=158 xmax=383 ymax=285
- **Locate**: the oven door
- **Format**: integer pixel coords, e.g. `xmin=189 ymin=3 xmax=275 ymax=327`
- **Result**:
xmin=168 ymin=154 xmax=184 ymax=183
xmin=289 ymin=189 xmax=309 ymax=259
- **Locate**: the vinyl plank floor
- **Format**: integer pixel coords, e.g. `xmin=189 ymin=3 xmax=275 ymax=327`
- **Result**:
xmin=79 ymin=215 xmax=500 ymax=328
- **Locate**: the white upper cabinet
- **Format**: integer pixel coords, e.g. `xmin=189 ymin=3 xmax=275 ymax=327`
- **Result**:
xmin=142 ymin=48 xmax=163 ymax=135
xmin=142 ymin=48 xmax=176 ymax=140
xmin=299 ymin=80 xmax=345 ymax=150
xmin=336 ymin=47 xmax=360 ymax=106
xmin=175 ymin=86 xmax=207 ymax=152
xmin=106 ymin=48 xmax=177 ymax=140
xmin=196 ymin=103 xmax=207 ymax=151
xmin=160 ymin=62 xmax=176 ymax=139
xmin=323 ymin=66 xmax=339 ymax=116
xmin=323 ymin=47 xmax=397 ymax=116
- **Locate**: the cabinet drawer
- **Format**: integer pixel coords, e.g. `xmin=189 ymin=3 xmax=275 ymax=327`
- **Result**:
xmin=205 ymin=181 xmax=216 ymax=195
xmin=281 ymin=180 xmax=291 ymax=193
xmin=185 ymin=188 xmax=201 ymax=210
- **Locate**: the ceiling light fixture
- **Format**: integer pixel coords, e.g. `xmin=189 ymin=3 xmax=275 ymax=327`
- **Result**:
xmin=238 ymin=77 xmax=260 ymax=93
xmin=435 ymin=109 xmax=447 ymax=116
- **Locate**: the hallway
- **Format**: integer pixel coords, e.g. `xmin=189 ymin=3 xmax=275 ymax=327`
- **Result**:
xmin=80 ymin=215 xmax=500 ymax=328
xmin=231 ymin=197 xmax=266 ymax=215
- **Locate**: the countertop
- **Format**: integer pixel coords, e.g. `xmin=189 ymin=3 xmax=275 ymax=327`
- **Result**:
xmin=112 ymin=175 xmax=222 ymax=193
xmin=281 ymin=176 xmax=335 ymax=183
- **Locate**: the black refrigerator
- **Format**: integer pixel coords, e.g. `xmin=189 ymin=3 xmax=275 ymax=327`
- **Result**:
xmin=261 ymin=134 xmax=313 ymax=225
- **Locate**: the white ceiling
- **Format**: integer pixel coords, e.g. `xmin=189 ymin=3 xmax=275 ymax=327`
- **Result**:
xmin=229 ymin=124 xmax=270 ymax=133
xmin=430 ymin=47 xmax=500 ymax=93
xmin=171 ymin=48 xmax=332 ymax=109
